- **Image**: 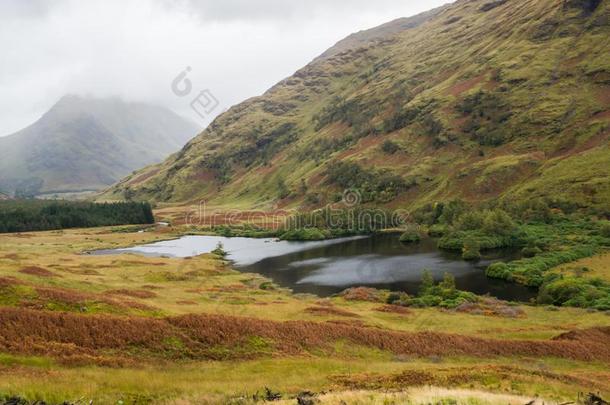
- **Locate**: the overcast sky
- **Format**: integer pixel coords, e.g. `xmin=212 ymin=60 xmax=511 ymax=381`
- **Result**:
xmin=0 ymin=0 xmax=449 ymax=136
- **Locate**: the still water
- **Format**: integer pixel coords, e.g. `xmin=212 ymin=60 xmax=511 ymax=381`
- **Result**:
xmin=94 ymin=233 xmax=536 ymax=301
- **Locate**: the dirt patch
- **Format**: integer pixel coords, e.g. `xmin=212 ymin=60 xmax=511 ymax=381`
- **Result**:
xmin=375 ymin=305 xmax=411 ymax=315
xmin=127 ymin=167 xmax=161 ymax=186
xmin=1 ymin=254 xmax=19 ymax=261
xmin=593 ymin=109 xmax=610 ymax=120
xmin=448 ymin=72 xmax=488 ymax=97
xmin=596 ymin=85 xmax=610 ymax=106
xmin=61 ymin=267 xmax=101 ymax=276
xmin=185 ymin=288 xmax=205 ymax=294
xmin=0 ymin=308 xmax=608 ymax=365
xmin=189 ymin=169 xmax=215 ymax=183
xmin=107 ymin=289 xmax=158 ymax=299
xmin=305 ymin=306 xmax=361 ymax=318
xmin=176 ymin=300 xmax=198 ymax=306
xmin=141 ymin=285 xmax=163 ymax=290
xmin=18 ymin=266 xmax=59 ymax=278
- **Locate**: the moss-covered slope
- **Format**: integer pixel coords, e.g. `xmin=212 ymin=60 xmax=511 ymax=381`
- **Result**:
xmin=102 ymin=0 xmax=610 ymax=210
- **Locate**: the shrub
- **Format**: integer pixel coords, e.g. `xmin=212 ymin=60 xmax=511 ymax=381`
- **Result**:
xmin=522 ymin=246 xmax=542 ymax=258
xmin=381 ymin=140 xmax=400 ymax=154
xmin=437 ymin=200 xmax=468 ymax=225
xmin=403 ymin=271 xmax=479 ymax=309
xmin=277 ymin=178 xmax=290 ymax=199
xmin=462 ymin=237 xmax=482 ymax=261
xmin=422 ymin=116 xmax=444 ymax=137
xmin=486 ymin=245 xmax=599 ymax=287
xmin=482 ymin=209 xmax=516 ymax=236
xmin=428 ymin=224 xmax=448 ymax=237
xmin=456 ymin=91 xmax=512 ymax=146
xmin=211 ymin=242 xmax=227 ymax=258
xmin=279 ymin=228 xmax=330 ymax=241
xmin=419 ymin=270 xmax=435 ymax=295
xmin=386 ymin=292 xmax=410 ymax=305
xmin=600 ymin=221 xmax=610 ymax=238
xmin=399 ymin=229 xmax=421 ymax=243
xmin=455 ymin=211 xmax=486 ymax=231
xmin=325 ymin=161 xmax=410 ymax=203
xmin=382 ymin=106 xmax=421 ymax=133
xmin=537 ymin=277 xmax=610 ymax=309
xmin=313 ymin=96 xmax=362 ymax=131
xmin=486 ymin=262 xmax=512 ymax=281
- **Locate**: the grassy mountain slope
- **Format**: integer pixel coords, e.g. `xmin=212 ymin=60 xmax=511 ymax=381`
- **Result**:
xmin=0 ymin=95 xmax=199 ymax=196
xmin=103 ymin=0 xmax=610 ymax=211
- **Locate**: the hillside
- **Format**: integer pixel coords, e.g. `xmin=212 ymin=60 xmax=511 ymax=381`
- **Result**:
xmin=0 ymin=95 xmax=199 ymax=197
xmin=102 ymin=0 xmax=610 ymax=211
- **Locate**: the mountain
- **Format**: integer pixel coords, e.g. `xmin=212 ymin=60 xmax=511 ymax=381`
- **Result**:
xmin=0 ymin=95 xmax=199 ymax=197
xmin=316 ymin=5 xmax=449 ymax=61
xmin=102 ymin=0 xmax=610 ymax=211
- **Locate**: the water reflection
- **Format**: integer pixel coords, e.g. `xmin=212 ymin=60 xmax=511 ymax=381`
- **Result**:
xmin=94 ymin=233 xmax=536 ymax=301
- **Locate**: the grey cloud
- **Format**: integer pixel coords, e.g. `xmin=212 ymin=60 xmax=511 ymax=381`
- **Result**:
xmin=170 ymin=0 xmax=445 ymax=22
xmin=0 ymin=0 xmax=450 ymax=136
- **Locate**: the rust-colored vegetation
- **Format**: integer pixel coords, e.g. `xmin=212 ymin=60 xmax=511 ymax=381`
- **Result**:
xmin=339 ymin=287 xmax=386 ymax=302
xmin=375 ymin=305 xmax=412 ymax=315
xmin=304 ymin=306 xmax=361 ymax=318
xmin=0 ymin=307 xmax=608 ymax=365
xmin=18 ymin=266 xmax=59 ymax=278
xmin=107 ymin=289 xmax=158 ymax=299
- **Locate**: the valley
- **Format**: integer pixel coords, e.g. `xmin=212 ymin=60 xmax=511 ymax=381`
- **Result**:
xmin=0 ymin=0 xmax=609 ymax=403
xmin=0 ymin=206 xmax=608 ymax=403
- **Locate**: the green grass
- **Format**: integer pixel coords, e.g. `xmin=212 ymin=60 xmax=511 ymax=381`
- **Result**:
xmin=0 ymin=354 xmax=607 ymax=404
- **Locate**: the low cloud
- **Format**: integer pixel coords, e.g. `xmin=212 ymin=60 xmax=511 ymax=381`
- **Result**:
xmin=0 ymin=0 xmax=450 ymax=136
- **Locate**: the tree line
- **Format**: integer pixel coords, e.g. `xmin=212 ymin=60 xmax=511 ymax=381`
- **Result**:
xmin=0 ymin=200 xmax=154 ymax=233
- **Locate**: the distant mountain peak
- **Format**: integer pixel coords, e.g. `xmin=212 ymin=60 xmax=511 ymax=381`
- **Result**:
xmin=0 ymin=95 xmax=200 ymax=197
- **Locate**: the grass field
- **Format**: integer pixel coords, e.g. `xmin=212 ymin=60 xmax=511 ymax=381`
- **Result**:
xmin=0 ymin=225 xmax=608 ymax=404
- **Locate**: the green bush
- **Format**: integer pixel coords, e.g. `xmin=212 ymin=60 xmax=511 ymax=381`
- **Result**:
xmin=600 ymin=221 xmax=610 ymax=238
xmin=462 ymin=237 xmax=482 ymax=261
xmin=456 ymin=91 xmax=512 ymax=146
xmin=386 ymin=291 xmax=410 ymax=305
xmin=437 ymin=200 xmax=467 ymax=225
xmin=482 ymin=209 xmax=516 ymax=236
xmin=325 ymin=161 xmax=411 ymax=203
xmin=404 ymin=271 xmax=478 ymax=309
xmin=382 ymin=106 xmax=421 ymax=133
xmin=486 ymin=245 xmax=599 ymax=287
xmin=522 ymin=246 xmax=542 ymax=258
xmin=438 ymin=230 xmax=519 ymax=251
xmin=454 ymin=211 xmax=486 ymax=231
xmin=381 ymin=140 xmax=400 ymax=154
xmin=279 ymin=228 xmax=330 ymax=241
xmin=537 ymin=276 xmax=610 ymax=310
xmin=211 ymin=242 xmax=228 ymax=258
xmin=485 ymin=262 xmax=512 ymax=281
xmin=428 ymin=224 xmax=448 ymax=237
xmin=399 ymin=229 xmax=421 ymax=243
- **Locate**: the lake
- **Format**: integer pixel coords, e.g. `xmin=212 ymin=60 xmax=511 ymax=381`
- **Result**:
xmin=94 ymin=233 xmax=536 ymax=301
